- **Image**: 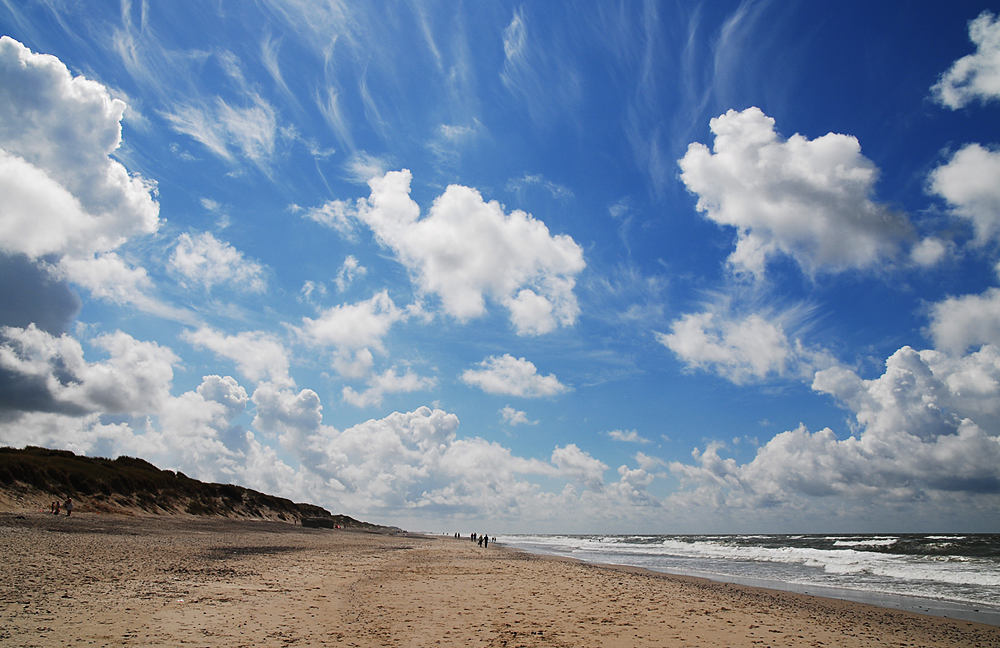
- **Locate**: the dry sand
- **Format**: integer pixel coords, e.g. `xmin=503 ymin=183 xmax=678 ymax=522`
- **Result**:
xmin=2 ymin=512 xmax=998 ymax=647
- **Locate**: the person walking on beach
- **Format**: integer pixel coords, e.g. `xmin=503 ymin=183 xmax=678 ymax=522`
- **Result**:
xmin=64 ymin=497 xmax=73 ymax=516
xmin=483 ymin=534 xmax=489 ymax=548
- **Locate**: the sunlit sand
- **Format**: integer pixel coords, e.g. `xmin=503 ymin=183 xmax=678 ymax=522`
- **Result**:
xmin=2 ymin=513 xmax=997 ymax=647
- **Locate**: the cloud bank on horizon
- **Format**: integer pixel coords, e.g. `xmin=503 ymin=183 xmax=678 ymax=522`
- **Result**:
xmin=1 ymin=2 xmax=1000 ymax=533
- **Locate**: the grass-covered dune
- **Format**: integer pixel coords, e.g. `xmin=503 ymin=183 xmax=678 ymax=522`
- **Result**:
xmin=0 ymin=445 xmax=393 ymax=531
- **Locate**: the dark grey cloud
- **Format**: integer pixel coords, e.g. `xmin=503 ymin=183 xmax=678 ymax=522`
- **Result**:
xmin=0 ymin=252 xmax=83 ymax=415
xmin=0 ymin=368 xmax=90 ymax=417
xmin=0 ymin=252 xmax=80 ymax=335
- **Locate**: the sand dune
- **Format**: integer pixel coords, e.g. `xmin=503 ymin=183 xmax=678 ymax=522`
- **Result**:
xmin=2 ymin=512 xmax=997 ymax=647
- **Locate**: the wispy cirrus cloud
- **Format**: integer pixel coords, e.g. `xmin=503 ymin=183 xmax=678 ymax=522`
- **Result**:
xmin=507 ymin=173 xmax=574 ymax=201
xmin=163 ymin=93 xmax=281 ymax=170
xmin=345 ymin=151 xmax=391 ymax=184
xmin=108 ymin=7 xmax=289 ymax=172
xmin=500 ymin=6 xmax=582 ymax=125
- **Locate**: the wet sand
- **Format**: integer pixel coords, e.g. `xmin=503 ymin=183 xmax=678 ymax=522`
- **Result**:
xmin=2 ymin=512 xmax=998 ymax=647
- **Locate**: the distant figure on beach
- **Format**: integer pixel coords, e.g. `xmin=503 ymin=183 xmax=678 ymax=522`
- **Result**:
xmin=53 ymin=501 xmax=60 ymax=515
xmin=471 ymin=532 xmax=476 ymax=542
xmin=64 ymin=497 xmax=73 ymax=516
xmin=483 ymin=535 xmax=488 ymax=548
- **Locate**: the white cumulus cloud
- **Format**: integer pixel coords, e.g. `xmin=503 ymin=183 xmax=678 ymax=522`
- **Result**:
xmin=657 ymin=310 xmax=811 ymax=384
xmin=252 ymin=401 xmax=558 ymax=519
xmin=133 ymin=375 xmax=250 ymax=480
xmin=461 ymin=354 xmax=568 ymax=397
xmin=928 ymin=287 xmax=1000 ymax=354
xmin=335 ymin=255 xmax=367 ymax=292
xmin=0 ymin=37 xmax=161 ymax=313
xmin=352 ymin=169 xmax=585 ymax=335
xmin=342 ymin=367 xmax=437 ymax=408
xmin=0 ymin=37 xmax=160 ymax=261
xmin=250 ymin=383 xmax=324 ymax=451
xmin=678 ymin=107 xmax=911 ymax=278
xmin=551 ymin=444 xmax=608 ymax=491
xmin=0 ymin=324 xmax=178 ymax=416
xmin=0 ymin=339 xmax=659 ymax=529
xmin=933 ymin=11 xmax=1000 ymax=109
xmin=299 ymin=290 xmax=406 ymax=354
xmin=669 ymin=343 xmax=1000 ymax=520
xmin=605 ymin=429 xmax=650 ymax=444
xmin=169 ymin=231 xmax=267 ymax=293
xmin=0 ymin=324 xmax=256 ymax=482
xmin=929 ymin=143 xmax=1000 ymax=244
xmin=56 ymin=253 xmax=152 ymax=306
xmin=500 ymin=405 xmax=537 ymax=426
xmin=300 ymin=199 xmax=358 ymax=239
xmin=183 ymin=326 xmax=293 ymax=386
xmin=910 ymin=237 xmax=949 ymax=267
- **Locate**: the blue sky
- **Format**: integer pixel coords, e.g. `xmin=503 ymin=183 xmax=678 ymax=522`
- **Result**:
xmin=2 ymin=0 xmax=1000 ymax=533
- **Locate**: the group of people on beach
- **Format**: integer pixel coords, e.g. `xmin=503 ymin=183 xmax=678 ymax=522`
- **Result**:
xmin=455 ymin=531 xmax=497 ymax=548
xmin=49 ymin=497 xmax=73 ymax=516
xmin=452 ymin=531 xmax=493 ymax=547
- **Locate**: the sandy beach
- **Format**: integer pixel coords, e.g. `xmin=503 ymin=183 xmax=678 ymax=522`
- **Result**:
xmin=2 ymin=513 xmax=998 ymax=648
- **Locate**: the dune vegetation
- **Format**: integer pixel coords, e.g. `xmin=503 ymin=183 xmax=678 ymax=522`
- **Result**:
xmin=0 ymin=446 xmax=389 ymax=531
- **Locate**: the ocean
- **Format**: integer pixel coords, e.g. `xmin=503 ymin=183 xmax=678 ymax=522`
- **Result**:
xmin=496 ymin=533 xmax=1000 ymax=626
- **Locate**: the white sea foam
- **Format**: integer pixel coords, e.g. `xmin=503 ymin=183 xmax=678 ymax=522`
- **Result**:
xmin=497 ymin=533 xmax=1000 ymax=611
xmin=832 ymin=538 xmax=896 ymax=547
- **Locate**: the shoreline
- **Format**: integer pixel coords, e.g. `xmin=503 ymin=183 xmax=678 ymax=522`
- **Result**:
xmin=4 ymin=513 xmax=999 ymax=647
xmin=496 ymin=541 xmax=1000 ymax=627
